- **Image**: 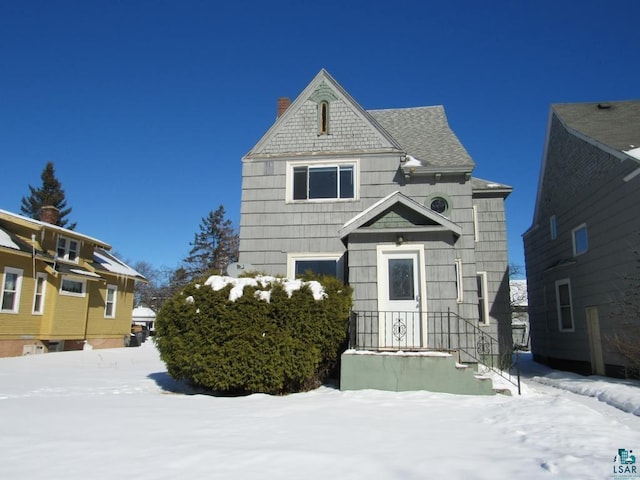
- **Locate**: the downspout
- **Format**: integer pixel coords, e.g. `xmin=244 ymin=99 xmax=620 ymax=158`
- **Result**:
xmin=83 ymin=289 xmax=91 ymax=347
xmin=30 ymin=234 xmax=37 ymax=278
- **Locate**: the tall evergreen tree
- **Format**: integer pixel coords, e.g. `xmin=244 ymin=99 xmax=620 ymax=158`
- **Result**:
xmin=183 ymin=206 xmax=239 ymax=281
xmin=20 ymin=162 xmax=76 ymax=229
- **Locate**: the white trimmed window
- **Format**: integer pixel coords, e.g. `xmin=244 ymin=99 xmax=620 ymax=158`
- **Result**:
xmin=287 ymin=160 xmax=358 ymax=202
xmin=476 ymin=272 xmax=489 ymax=325
xmin=472 ymin=205 xmax=479 ymax=241
xmin=455 ymin=259 xmax=463 ymax=302
xmin=318 ymin=101 xmax=330 ymax=135
xmin=550 ymin=215 xmax=557 ymax=240
xmin=32 ymin=273 xmax=47 ymax=314
xmin=555 ymin=279 xmax=574 ymax=331
xmin=57 ymin=236 xmax=79 ymax=263
xmin=572 ymin=224 xmax=588 ymax=256
xmin=1 ymin=267 xmax=23 ymax=313
xmin=60 ymin=277 xmax=86 ymax=297
xmin=287 ymin=253 xmax=342 ymax=280
xmin=105 ymin=284 xmax=117 ymax=318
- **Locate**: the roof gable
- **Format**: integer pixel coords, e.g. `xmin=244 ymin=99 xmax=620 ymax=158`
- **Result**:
xmin=245 ymin=69 xmax=403 ymax=159
xmin=552 ymin=100 xmax=640 ymax=153
xmin=339 ymin=191 xmax=462 ymax=239
xmin=528 ymin=100 xmax=640 ymax=230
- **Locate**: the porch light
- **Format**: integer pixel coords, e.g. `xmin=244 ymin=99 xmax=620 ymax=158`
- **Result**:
xmin=396 ymin=234 xmax=404 ymax=245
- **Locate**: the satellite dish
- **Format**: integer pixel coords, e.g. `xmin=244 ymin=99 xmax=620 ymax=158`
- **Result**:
xmin=226 ymin=262 xmax=255 ymax=278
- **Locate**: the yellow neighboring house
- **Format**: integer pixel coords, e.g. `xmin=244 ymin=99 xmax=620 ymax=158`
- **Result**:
xmin=0 ymin=206 xmax=146 ymax=357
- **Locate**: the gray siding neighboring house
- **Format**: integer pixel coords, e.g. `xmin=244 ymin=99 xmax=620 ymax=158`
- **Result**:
xmin=523 ymin=100 xmax=640 ymax=378
xmin=239 ymin=70 xmax=513 ymax=393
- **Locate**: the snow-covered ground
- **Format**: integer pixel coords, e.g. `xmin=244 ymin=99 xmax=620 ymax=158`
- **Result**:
xmin=1 ymin=342 xmax=638 ymax=480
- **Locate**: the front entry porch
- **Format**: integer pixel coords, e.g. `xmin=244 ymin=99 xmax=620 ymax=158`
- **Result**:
xmin=340 ymin=310 xmax=519 ymax=395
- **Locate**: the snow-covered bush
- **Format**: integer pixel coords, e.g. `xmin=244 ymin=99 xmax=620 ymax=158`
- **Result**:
xmin=155 ymin=274 xmax=352 ymax=395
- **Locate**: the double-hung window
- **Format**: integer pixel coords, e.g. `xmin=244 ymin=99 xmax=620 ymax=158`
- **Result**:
xmin=550 ymin=215 xmax=558 ymax=240
xmin=572 ymin=224 xmax=588 ymax=256
xmin=32 ymin=273 xmax=47 ymax=314
xmin=57 ymin=236 xmax=79 ymax=262
xmin=1 ymin=267 xmax=23 ymax=313
xmin=105 ymin=285 xmax=117 ymax=318
xmin=289 ymin=161 xmax=357 ymax=201
xmin=555 ymin=279 xmax=574 ymax=331
xmin=477 ymin=272 xmax=489 ymax=325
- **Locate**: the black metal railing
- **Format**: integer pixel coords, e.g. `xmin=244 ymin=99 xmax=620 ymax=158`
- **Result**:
xmin=348 ymin=309 xmax=521 ymax=393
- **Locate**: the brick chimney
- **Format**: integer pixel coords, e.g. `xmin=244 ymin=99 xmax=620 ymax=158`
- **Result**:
xmin=277 ymin=97 xmax=291 ymax=118
xmin=40 ymin=206 xmax=60 ymax=225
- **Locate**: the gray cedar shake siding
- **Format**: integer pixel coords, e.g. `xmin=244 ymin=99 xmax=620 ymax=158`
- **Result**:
xmin=239 ymin=70 xmax=512 ymax=342
xmin=524 ymin=100 xmax=640 ymax=377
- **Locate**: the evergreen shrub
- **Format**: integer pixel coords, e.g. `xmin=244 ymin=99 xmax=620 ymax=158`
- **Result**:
xmin=155 ymin=274 xmax=352 ymax=395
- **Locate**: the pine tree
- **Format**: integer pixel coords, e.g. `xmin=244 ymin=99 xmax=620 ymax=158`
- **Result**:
xmin=20 ymin=162 xmax=76 ymax=229
xmin=183 ymin=206 xmax=239 ymax=281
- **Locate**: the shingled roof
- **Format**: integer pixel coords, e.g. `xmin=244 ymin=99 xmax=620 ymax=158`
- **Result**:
xmin=552 ymin=100 xmax=640 ymax=154
xmin=369 ymin=106 xmax=475 ymax=170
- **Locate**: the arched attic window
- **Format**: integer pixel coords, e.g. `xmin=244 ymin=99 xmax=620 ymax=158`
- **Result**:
xmin=319 ymin=101 xmax=329 ymax=135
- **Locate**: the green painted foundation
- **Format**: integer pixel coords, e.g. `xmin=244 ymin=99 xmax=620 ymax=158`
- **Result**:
xmin=340 ymin=351 xmax=495 ymax=395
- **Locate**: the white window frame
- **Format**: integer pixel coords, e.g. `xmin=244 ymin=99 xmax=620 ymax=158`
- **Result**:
xmin=56 ymin=235 xmax=80 ymax=263
xmin=286 ymin=159 xmax=359 ymax=203
xmin=287 ymin=253 xmax=343 ymax=280
xmin=318 ymin=101 xmax=330 ymax=135
xmin=572 ymin=223 xmax=588 ymax=256
xmin=555 ymin=278 xmax=574 ymax=332
xmin=455 ymin=259 xmax=463 ymax=302
xmin=1 ymin=267 xmax=23 ymax=313
xmin=60 ymin=276 xmax=87 ymax=297
xmin=477 ymin=271 xmax=489 ymax=325
xmin=32 ymin=272 xmax=47 ymax=315
xmin=105 ymin=284 xmax=117 ymax=318
xmin=472 ymin=204 xmax=479 ymax=242
xmin=550 ymin=215 xmax=557 ymax=240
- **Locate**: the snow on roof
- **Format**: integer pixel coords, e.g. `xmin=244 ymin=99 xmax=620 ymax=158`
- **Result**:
xmin=0 ymin=208 xmax=109 ymax=248
xmin=94 ymin=248 xmax=145 ymax=279
xmin=0 ymin=226 xmax=20 ymax=250
xmin=624 ymin=146 xmax=640 ymax=160
xmin=199 ymin=275 xmax=326 ymax=303
xmin=69 ymin=268 xmax=102 ymax=278
xmin=403 ymin=155 xmax=422 ymax=167
xmin=132 ymin=306 xmax=156 ymax=319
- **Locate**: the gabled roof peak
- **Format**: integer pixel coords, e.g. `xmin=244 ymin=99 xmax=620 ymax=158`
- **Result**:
xmin=339 ymin=191 xmax=462 ymax=240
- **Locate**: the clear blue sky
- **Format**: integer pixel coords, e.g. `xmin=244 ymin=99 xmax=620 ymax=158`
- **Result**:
xmin=1 ymin=1 xmax=638 ymax=276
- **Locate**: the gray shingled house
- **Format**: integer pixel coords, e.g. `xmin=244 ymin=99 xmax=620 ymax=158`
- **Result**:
xmin=524 ymin=100 xmax=640 ymax=379
xmin=239 ymin=70 xmax=513 ymax=394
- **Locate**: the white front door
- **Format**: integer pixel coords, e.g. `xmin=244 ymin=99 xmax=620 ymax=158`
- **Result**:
xmin=377 ymin=245 xmax=425 ymax=349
